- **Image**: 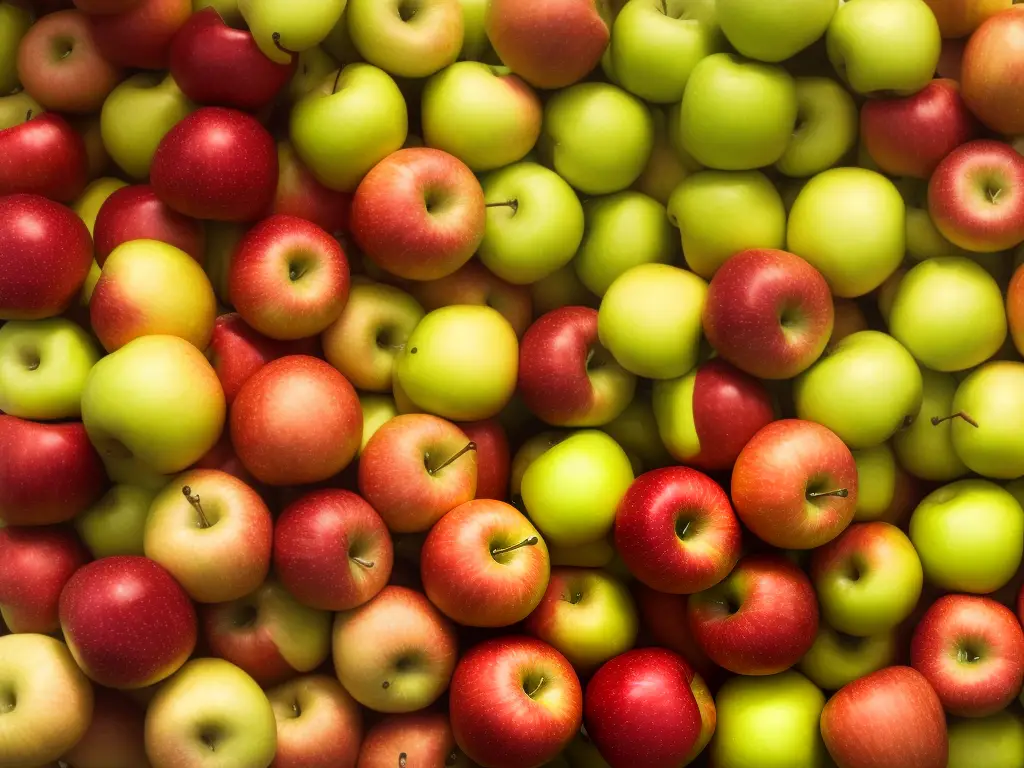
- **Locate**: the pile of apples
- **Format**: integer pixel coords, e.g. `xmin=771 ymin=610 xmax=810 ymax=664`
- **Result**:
xmin=5 ymin=0 xmax=1024 ymax=765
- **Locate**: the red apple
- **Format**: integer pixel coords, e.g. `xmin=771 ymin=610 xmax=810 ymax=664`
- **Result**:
xmin=150 ymin=106 xmax=278 ymax=223
xmin=230 ymin=355 xmax=363 ymax=486
xmin=351 ymin=147 xmax=486 ymax=281
xmin=0 ymin=416 xmax=107 ymax=526
xmin=357 ymin=712 xmax=470 ymax=768
xmin=820 ymin=666 xmax=948 ymax=768
xmin=267 ymin=675 xmax=363 ymax=768
xmin=169 ymin=7 xmax=295 ymax=111
xmin=0 ymin=525 xmax=89 ymax=634
xmin=615 ymin=466 xmax=742 ymax=595
xmin=229 ymin=213 xmax=351 ymax=340
xmin=688 ymin=554 xmax=819 ymax=676
xmin=62 ymin=687 xmax=148 ymax=768
xmin=0 ymin=194 xmax=93 ymax=319
xmin=458 ymin=418 xmax=510 ymax=501
xmin=269 ymin=141 xmax=353 ymax=236
xmin=962 ymin=7 xmax=1024 ymax=136
xmin=59 ymin=555 xmax=197 ymax=689
xmin=910 ymin=594 xmax=1024 ymax=717
xmin=732 ymin=419 xmax=858 ymax=550
xmin=1007 ymin=263 xmax=1024 ymax=357
xmin=411 ymin=259 xmax=533 ymax=337
xmin=191 ymin=428 xmax=254 ymax=484
xmin=928 ymin=139 xmax=1024 ymax=253
xmin=450 ymin=636 xmax=582 ymax=768
xmin=358 ymin=413 xmax=477 ymax=533
xmin=88 ymin=0 xmax=191 ymax=69
xmin=73 ymin=0 xmax=139 ymax=13
xmin=860 ymin=79 xmax=979 ymax=180
xmin=0 ymin=114 xmax=88 ymax=202
xmin=703 ymin=248 xmax=834 ymax=380
xmin=632 ymin=585 xmax=719 ymax=684
xmin=93 ymin=184 xmax=205 ymax=266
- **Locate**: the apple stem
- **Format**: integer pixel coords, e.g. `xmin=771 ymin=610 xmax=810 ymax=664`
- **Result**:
xmin=485 ymin=199 xmax=519 ymax=214
xmin=181 ymin=486 xmax=212 ymax=529
xmin=807 ymin=488 xmax=848 ymax=499
xmin=491 ymin=536 xmax=539 ymax=557
xmin=331 ymin=67 xmax=343 ymax=95
xmin=931 ymin=411 xmax=979 ymax=428
xmin=25 ymin=109 xmax=31 ymax=122
xmin=350 ymin=555 xmax=375 ymax=569
xmin=270 ymin=32 xmax=297 ymax=60
xmin=525 ymin=676 xmax=546 ymax=698
xmin=399 ymin=755 xmax=407 ymax=768
xmin=429 ymin=441 xmax=477 ymax=475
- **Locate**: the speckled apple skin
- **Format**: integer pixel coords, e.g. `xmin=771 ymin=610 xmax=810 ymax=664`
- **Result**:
xmin=93 ymin=184 xmax=205 ymax=265
xmin=0 ymin=115 xmax=89 ymax=202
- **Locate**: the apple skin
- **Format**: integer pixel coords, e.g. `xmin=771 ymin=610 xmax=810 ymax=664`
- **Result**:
xmin=0 ymin=416 xmax=107 ymax=526
xmin=59 ymin=555 xmax=197 ymax=689
xmin=268 ymin=141 xmax=353 ymax=235
xmin=458 ymin=418 xmax=510 ymax=501
xmin=820 ymin=666 xmax=948 ymax=768
xmin=357 ymin=712 xmax=472 ymax=768
xmin=230 ymin=355 xmax=362 ymax=486
xmin=62 ymin=688 xmax=149 ymax=768
xmin=925 ymin=0 xmax=1012 ymax=38
xmin=93 ymin=184 xmax=205 ymax=266
xmin=911 ymin=594 xmax=1024 ymax=718
xmin=410 ymin=259 xmax=533 ymax=337
xmin=950 ymin=361 xmax=1024 ymax=479
xmin=0 ymin=525 xmax=90 ymax=634
xmin=346 ymin=0 xmax=462 ymax=78
xmin=799 ymin=627 xmax=898 ymax=692
xmin=87 ymin=0 xmax=191 ymax=69
xmin=947 ymin=711 xmax=1024 ymax=768
xmin=962 ymin=8 xmax=1024 ymax=136
xmin=150 ymin=106 xmax=278 ymax=222
xmin=449 ymin=635 xmax=583 ymax=768
xmin=615 ymin=466 xmax=741 ymax=595
xmin=0 ymin=1 xmax=32 ymax=94
xmin=0 ymin=113 xmax=89 ymax=202
xmin=273 ymin=489 xmax=394 ymax=612
xmin=893 ymin=369 xmax=970 ymax=480
xmin=267 ymin=675 xmax=363 ymax=768
xmin=688 ymin=554 xmax=819 ymax=676
xmin=632 ymin=585 xmax=719 ymax=683
xmin=1007 ymin=263 xmax=1024 ymax=358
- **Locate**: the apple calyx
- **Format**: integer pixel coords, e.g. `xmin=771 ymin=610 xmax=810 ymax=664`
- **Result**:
xmin=491 ymin=536 xmax=539 ymax=557
xmin=182 ymin=486 xmax=212 ymax=529
xmin=485 ymin=199 xmax=519 ymax=214
xmin=806 ymin=488 xmax=849 ymax=499
xmin=427 ymin=441 xmax=477 ymax=476
xmin=931 ymin=412 xmax=979 ymax=428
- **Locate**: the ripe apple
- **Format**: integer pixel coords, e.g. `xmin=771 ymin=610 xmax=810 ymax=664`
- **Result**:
xmin=411 ymin=259 xmax=533 ymax=337
xmin=799 ymin=626 xmax=898 ymax=692
xmin=75 ymin=485 xmax=153 ymax=559
xmin=925 ymin=0 xmax=1012 ymax=38
xmin=93 ymin=183 xmax=205 ymax=265
xmin=777 ymin=76 xmax=859 ymax=178
xmin=87 ymin=0 xmax=191 ymax=69
xmin=0 ymin=1 xmax=31 ymax=94
xmin=948 ymin=711 xmax=1024 ymax=768
xmin=0 ymin=112 xmax=88 ymax=202
xmin=948 ymin=361 xmax=1024 ymax=479
xmin=268 ymin=141 xmax=353 ymax=234
xmin=267 ymin=675 xmax=363 ymax=768
xmin=62 ymin=688 xmax=148 ymax=768
xmin=633 ymin=106 xmax=692 ymax=205
xmin=632 ymin=585 xmax=719 ymax=683
xmin=717 ymin=0 xmax=833 ymax=61
xmin=239 ymin=0 xmax=345 ymax=65
xmin=532 ymin=264 xmax=600 ymax=316
xmin=892 ymin=367 xmax=968 ymax=481
xmin=962 ymin=7 xmax=1024 ymax=135
xmin=357 ymin=712 xmax=473 ymax=768
xmin=457 ymin=418 xmax=510 ymax=501
xmin=346 ymin=0 xmax=462 ymax=78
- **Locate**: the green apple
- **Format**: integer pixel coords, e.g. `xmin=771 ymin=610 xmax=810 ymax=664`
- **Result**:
xmin=892 ymin=367 xmax=968 ymax=482
xmin=521 ymin=430 xmax=634 ymax=547
xmin=574 ymin=191 xmax=676 ymax=296
xmin=851 ymin=444 xmax=898 ymax=522
xmin=889 ymin=257 xmax=1007 ymax=373
xmin=72 ymin=177 xmax=129 ymax=236
xmin=610 ymin=0 xmax=724 ymax=104
xmin=632 ymin=107 xmax=692 ymax=205
xmin=798 ymin=626 xmax=897 ymax=692
xmin=787 ymin=167 xmax=905 ymax=298
xmin=320 ymin=0 xmax=360 ymax=66
xmin=204 ymin=222 xmax=247 ymax=306
xmin=347 ymin=0 xmax=463 ymax=78
xmin=478 ymin=162 xmax=585 ymax=285
xmin=358 ymin=393 xmax=398 ymax=455
xmin=909 ymin=479 xmax=1024 ymax=593
xmin=457 ymin=0 xmax=493 ymax=61
xmin=947 ymin=711 xmax=1024 ymax=768
xmin=510 ymin=430 xmax=568 ymax=499
xmin=0 ymin=318 xmax=101 ymax=420
xmin=541 ymin=82 xmax=654 ymax=196
xmin=291 ymin=63 xmax=408 ymax=192
xmin=678 ymin=53 xmax=798 ymax=171
xmin=598 ymin=263 xmax=707 ymax=380
xmin=898 ymin=180 xmax=971 ymax=262
xmin=394 ymin=305 xmax=518 ymax=421
xmin=949 ymin=362 xmax=1024 ymax=479
xmin=826 ymin=0 xmax=941 ymax=96
xmin=0 ymin=2 xmax=32 ymax=94
xmin=876 ymin=267 xmax=905 ymax=326
xmin=602 ymin=393 xmax=674 ymax=472
xmin=667 ymin=169 xmax=786 ymax=279
xmin=0 ymin=90 xmax=42 ymax=131
xmin=240 ymin=0 xmax=346 ymax=64
xmin=776 ymin=77 xmax=858 ymax=178
xmin=718 ymin=0 xmax=835 ymax=62
xmin=287 ymin=46 xmax=341 ymax=103
xmin=101 ymin=73 xmax=196 ymax=180
xmin=75 ymin=484 xmax=157 ymax=559
xmin=548 ymin=538 xmax=617 ymax=568
xmin=531 ymin=264 xmax=600 ymax=317
xmin=711 ymin=671 xmax=828 ymax=768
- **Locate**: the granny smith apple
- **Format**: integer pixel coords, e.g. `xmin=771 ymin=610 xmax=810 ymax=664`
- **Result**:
xmin=949 ymin=361 xmax=1024 ymax=479
xmin=947 ymin=712 xmax=1024 ymax=768
xmin=358 ymin=393 xmax=398 ymax=455
xmin=851 ymin=444 xmax=898 ymax=522
xmin=602 ymin=393 xmax=674 ymax=472
xmin=457 ymin=0 xmax=493 ymax=61
xmin=892 ymin=367 xmax=969 ymax=482
xmin=0 ymin=1 xmax=32 ymax=95
xmin=287 ymin=46 xmax=341 ymax=103
xmin=799 ymin=626 xmax=897 ymax=692
xmin=75 ymin=484 xmax=157 ymax=559
xmin=776 ymin=77 xmax=858 ymax=179
xmin=0 ymin=91 xmax=41 ymax=131
xmin=718 ymin=0 xmax=835 ymax=62
xmin=346 ymin=0 xmax=463 ymax=78
xmin=72 ymin=177 xmax=129 ymax=236
xmin=240 ymin=0 xmax=346 ymax=64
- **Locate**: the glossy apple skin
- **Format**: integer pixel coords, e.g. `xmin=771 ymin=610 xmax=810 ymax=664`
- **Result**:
xmin=88 ymin=0 xmax=191 ymax=69
xmin=584 ymin=648 xmax=702 ymax=768
xmin=273 ymin=489 xmax=393 ymax=612
xmin=412 ymin=259 xmax=533 ymax=338
xmin=268 ymin=675 xmax=363 ymax=768
xmin=93 ymin=184 xmax=204 ymax=265
xmin=450 ymin=636 xmax=583 ymax=768
xmin=0 ymin=416 xmax=107 ymax=526
xmin=169 ymin=8 xmax=295 ymax=111
xmin=230 ymin=355 xmax=363 ymax=486
xmin=1008 ymin=264 xmax=1024 ymax=358
xmin=59 ymin=555 xmax=197 ymax=689
xmin=62 ymin=687 xmax=149 ymax=768
xmin=821 ymin=666 xmax=948 ymax=768
xmin=688 ymin=554 xmax=819 ymax=676
xmin=732 ymin=419 xmax=858 ymax=550
xmin=0 ymin=194 xmax=93 ymax=319
xmin=269 ymin=142 xmax=352 ymax=235
xmin=703 ymin=249 xmax=834 ymax=380
xmin=861 ymin=79 xmax=979 ymax=180
xmin=615 ymin=466 xmax=742 ymax=595
xmin=351 ymin=147 xmax=486 ymax=281
xmin=910 ymin=595 xmax=1024 ymax=717
xmin=633 ymin=585 xmax=720 ymax=684
xmin=0 ymin=525 xmax=90 ymax=633
xmin=0 ymin=114 xmax=89 ymax=202
xmin=150 ymin=106 xmax=278 ymax=223
xmin=458 ymin=419 xmax=510 ymax=501
xmin=357 ymin=712 xmax=468 ymax=768
xmin=962 ymin=8 xmax=1024 ymax=136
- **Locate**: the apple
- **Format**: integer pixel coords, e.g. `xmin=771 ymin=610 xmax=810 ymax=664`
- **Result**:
xmin=75 ymin=484 xmax=157 ymax=558
xmin=421 ymin=498 xmax=550 ymax=627
xmin=288 ymin=44 xmax=342 ymax=102
xmin=93 ymin=184 xmax=205 ymax=266
xmin=450 ymin=635 xmax=582 ymax=768
xmin=0 ymin=111 xmax=88 ymax=203
xmin=72 ymin=176 xmax=129 ymax=238
xmin=829 ymin=298 xmax=869 ymax=350
xmin=453 ymin=419 xmax=507 ymax=502
xmin=268 ymin=141 xmax=353 ymax=235
xmin=718 ymin=0 xmax=835 ymax=63
xmin=820 ymin=666 xmax=948 ymax=768
xmin=962 ymin=8 xmax=1024 ymax=136
xmin=357 ymin=712 xmax=474 ymax=767
xmin=777 ymin=76 xmax=859 ymax=178
xmin=333 ymin=585 xmax=458 ymax=713
xmin=632 ymin=106 xmax=692 ymax=205
xmin=892 ymin=367 xmax=968 ymax=481
xmin=532 ymin=264 xmax=600 ymax=317
xmin=799 ymin=626 xmax=898 ymax=692
xmin=238 ymin=0 xmax=345 ymax=65
xmin=948 ymin=362 xmax=1024 ymax=479
xmin=947 ymin=711 xmax=1024 ymax=768
xmin=62 ymin=688 xmax=148 ymax=768
xmin=346 ymin=0 xmax=462 ymax=78
xmin=925 ymin=0 xmax=1012 ymax=38
xmin=0 ymin=1 xmax=31 ymax=94
xmin=87 ymin=0 xmax=191 ymax=70
xmin=267 ymin=675 xmax=363 ymax=768
xmin=273 ymin=489 xmax=393 ymax=611
xmin=850 ymin=444 xmax=905 ymax=522
xmin=60 ymin=555 xmax=197 ymax=689
xmin=604 ymin=392 xmax=674 ymax=473
xmin=411 ymin=259 xmax=533 ymax=337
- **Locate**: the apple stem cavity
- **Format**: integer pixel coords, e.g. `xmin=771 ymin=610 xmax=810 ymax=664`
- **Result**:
xmin=429 ymin=441 xmax=477 ymax=475
xmin=491 ymin=536 xmax=539 ymax=557
xmin=181 ymin=486 xmax=212 ymax=529
xmin=485 ymin=199 xmax=519 ymax=214
xmin=806 ymin=488 xmax=849 ymax=499
xmin=931 ymin=411 xmax=979 ymax=428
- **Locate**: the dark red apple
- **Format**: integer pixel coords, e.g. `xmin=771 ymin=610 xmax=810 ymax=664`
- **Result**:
xmin=458 ymin=418 xmax=510 ymax=501
xmin=0 ymin=113 xmax=88 ymax=202
xmin=632 ymin=585 xmax=720 ymax=684
xmin=93 ymin=183 xmax=205 ymax=265
xmin=88 ymin=0 xmax=191 ymax=69
xmin=268 ymin=141 xmax=352 ymax=236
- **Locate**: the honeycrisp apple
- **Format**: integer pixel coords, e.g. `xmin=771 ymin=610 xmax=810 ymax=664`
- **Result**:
xmin=93 ymin=184 xmax=205 ymax=265
xmin=266 ymin=675 xmax=363 ymax=768
xmin=962 ymin=7 xmax=1024 ymax=136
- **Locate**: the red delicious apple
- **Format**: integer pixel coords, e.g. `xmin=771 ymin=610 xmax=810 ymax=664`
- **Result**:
xmin=169 ymin=8 xmax=296 ymax=111
xmin=0 ymin=525 xmax=89 ymax=634
xmin=269 ymin=141 xmax=353 ymax=236
xmin=458 ymin=418 xmax=510 ymax=501
xmin=88 ymin=0 xmax=191 ymax=69
xmin=0 ymin=416 xmax=107 ymax=526
xmin=910 ymin=594 xmax=1024 ymax=717
xmin=59 ymin=555 xmax=197 ymax=689
xmin=358 ymin=413 xmax=477 ymax=533
xmin=615 ymin=466 xmax=742 ymax=595
xmin=0 ymin=194 xmax=93 ymax=319
xmin=421 ymin=499 xmax=551 ymax=628
xmin=688 ymin=554 xmax=819 ymax=676
xmin=351 ymin=147 xmax=486 ymax=281
xmin=703 ymin=249 xmax=834 ymax=380
xmin=0 ymin=113 xmax=88 ymax=202
xmin=860 ymin=79 xmax=979 ymax=180
xmin=928 ymin=139 xmax=1024 ymax=252
xmin=632 ymin=585 xmax=719 ymax=683
xmin=449 ymin=636 xmax=582 ymax=768
xmin=485 ymin=0 xmax=609 ymax=89
xmin=267 ymin=675 xmax=363 ymax=768
xmin=62 ymin=687 xmax=148 ymax=768
xmin=732 ymin=419 xmax=858 ymax=550
xmin=411 ymin=259 xmax=533 ymax=338
xmin=584 ymin=648 xmax=703 ymax=768
xmin=150 ymin=106 xmax=278 ymax=223
xmin=93 ymin=184 xmax=205 ymax=265
xmin=230 ymin=355 xmax=363 ymax=486
xmin=273 ymin=489 xmax=393 ymax=612
xmin=357 ymin=712 xmax=470 ymax=768
xmin=962 ymin=7 xmax=1024 ymax=136
xmin=820 ymin=666 xmax=948 ymax=768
